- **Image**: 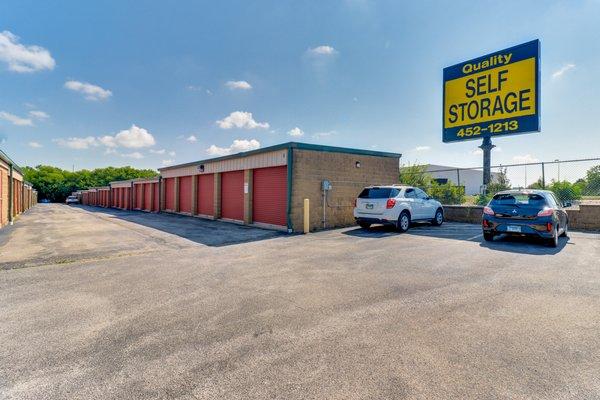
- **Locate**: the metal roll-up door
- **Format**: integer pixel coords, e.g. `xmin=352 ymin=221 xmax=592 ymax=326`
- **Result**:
xmin=221 ymin=171 xmax=244 ymax=221
xmin=144 ymin=183 xmax=152 ymax=211
xmin=253 ymin=166 xmax=287 ymax=227
xmin=136 ymin=185 xmax=143 ymax=209
xmin=153 ymin=183 xmax=160 ymax=212
xmin=164 ymin=178 xmax=175 ymax=211
xmin=179 ymin=176 xmax=192 ymax=214
xmin=124 ymin=187 xmax=131 ymax=210
xmin=197 ymin=174 xmax=214 ymax=216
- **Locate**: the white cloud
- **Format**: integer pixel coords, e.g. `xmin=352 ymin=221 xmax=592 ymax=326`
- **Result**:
xmin=28 ymin=110 xmax=49 ymax=120
xmin=287 ymin=127 xmax=304 ymax=137
xmin=306 ymin=45 xmax=338 ymax=56
xmin=225 ymin=80 xmax=252 ymax=90
xmin=168 ymin=151 xmax=176 ymax=157
xmin=28 ymin=141 xmax=42 ymax=148
xmin=122 ymin=151 xmax=144 ymax=159
xmin=216 ymin=111 xmax=269 ymax=130
xmin=513 ymin=154 xmax=539 ymax=164
xmin=206 ymin=139 xmax=261 ymax=156
xmin=149 ymin=149 xmax=166 ymax=154
xmin=64 ymin=80 xmax=112 ymax=101
xmin=53 ymin=136 xmax=98 ymax=150
xmin=0 ymin=31 xmax=55 ymax=73
xmin=413 ymin=146 xmax=431 ymax=152
xmin=312 ymin=130 xmax=337 ymax=138
xmin=552 ymin=63 xmax=575 ymax=80
xmin=471 ymin=146 xmax=502 ymax=156
xmin=99 ymin=125 xmax=155 ymax=148
xmin=186 ymin=135 xmax=197 ymax=142
xmin=162 ymin=159 xmax=175 ymax=166
xmin=0 ymin=111 xmax=33 ymax=126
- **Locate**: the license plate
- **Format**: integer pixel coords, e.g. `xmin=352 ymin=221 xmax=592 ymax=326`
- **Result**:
xmin=366 ymin=203 xmax=374 ymax=210
xmin=507 ymin=225 xmax=521 ymax=233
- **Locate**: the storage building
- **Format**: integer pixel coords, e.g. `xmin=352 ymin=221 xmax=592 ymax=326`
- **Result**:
xmin=158 ymin=142 xmax=400 ymax=232
xmin=1 ymin=148 xmax=37 ymax=228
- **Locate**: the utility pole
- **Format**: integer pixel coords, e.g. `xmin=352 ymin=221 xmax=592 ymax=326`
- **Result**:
xmin=555 ymin=159 xmax=560 ymax=181
xmin=479 ymin=136 xmax=495 ymax=194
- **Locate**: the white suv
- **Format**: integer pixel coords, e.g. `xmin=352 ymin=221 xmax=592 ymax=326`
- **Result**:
xmin=354 ymin=185 xmax=444 ymax=232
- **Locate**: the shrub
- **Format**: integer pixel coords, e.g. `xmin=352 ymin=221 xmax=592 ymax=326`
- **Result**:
xmin=427 ymin=182 xmax=465 ymax=205
xmin=475 ymin=193 xmax=491 ymax=206
xmin=548 ymin=180 xmax=582 ymax=203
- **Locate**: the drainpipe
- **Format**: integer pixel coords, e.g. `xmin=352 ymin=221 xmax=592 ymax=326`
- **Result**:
xmin=8 ymin=164 xmax=13 ymax=225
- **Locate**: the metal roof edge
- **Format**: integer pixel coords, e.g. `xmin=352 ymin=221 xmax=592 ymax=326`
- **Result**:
xmin=0 ymin=148 xmax=24 ymax=174
xmin=158 ymin=142 xmax=402 ymax=172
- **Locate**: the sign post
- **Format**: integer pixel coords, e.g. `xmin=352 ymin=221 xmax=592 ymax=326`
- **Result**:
xmin=443 ymin=40 xmax=540 ymax=192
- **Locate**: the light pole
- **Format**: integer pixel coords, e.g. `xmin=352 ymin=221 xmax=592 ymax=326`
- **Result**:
xmin=555 ymin=159 xmax=560 ymax=182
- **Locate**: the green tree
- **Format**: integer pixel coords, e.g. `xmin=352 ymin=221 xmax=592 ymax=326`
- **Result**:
xmin=399 ymin=164 xmax=431 ymax=188
xmin=584 ymin=165 xmax=600 ymax=195
xmin=487 ymin=167 xmax=511 ymax=195
xmin=23 ymin=165 xmax=157 ymax=202
xmin=527 ymin=178 xmax=545 ymax=189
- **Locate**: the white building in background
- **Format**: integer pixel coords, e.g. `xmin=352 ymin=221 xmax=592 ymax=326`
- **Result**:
xmin=423 ymin=164 xmax=499 ymax=195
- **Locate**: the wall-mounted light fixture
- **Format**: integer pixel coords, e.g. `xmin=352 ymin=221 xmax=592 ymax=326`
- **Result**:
xmin=355 ymin=161 xmax=361 ymax=168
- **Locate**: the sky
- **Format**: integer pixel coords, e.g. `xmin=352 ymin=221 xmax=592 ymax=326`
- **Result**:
xmin=0 ymin=0 xmax=599 ymax=179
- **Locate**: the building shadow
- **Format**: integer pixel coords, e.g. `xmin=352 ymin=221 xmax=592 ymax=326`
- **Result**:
xmin=343 ymin=221 xmax=570 ymax=255
xmin=75 ymin=205 xmax=286 ymax=247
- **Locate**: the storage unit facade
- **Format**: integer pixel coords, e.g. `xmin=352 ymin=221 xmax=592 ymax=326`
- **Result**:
xmin=1 ymin=149 xmax=37 ymax=229
xmin=132 ymin=177 xmax=160 ymax=212
xmin=159 ymin=142 xmax=401 ymax=232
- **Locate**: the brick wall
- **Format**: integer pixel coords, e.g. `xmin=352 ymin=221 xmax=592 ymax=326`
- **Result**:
xmin=290 ymin=149 xmax=400 ymax=231
xmin=444 ymin=204 xmax=600 ymax=231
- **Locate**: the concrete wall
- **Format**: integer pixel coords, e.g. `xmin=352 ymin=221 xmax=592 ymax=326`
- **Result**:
xmin=443 ymin=204 xmax=600 ymax=231
xmin=290 ymin=149 xmax=400 ymax=232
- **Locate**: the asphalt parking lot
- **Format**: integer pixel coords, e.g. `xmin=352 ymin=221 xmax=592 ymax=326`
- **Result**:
xmin=1 ymin=204 xmax=599 ymax=400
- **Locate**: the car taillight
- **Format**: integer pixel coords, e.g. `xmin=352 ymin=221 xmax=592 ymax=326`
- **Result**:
xmin=482 ymin=219 xmax=489 ymax=228
xmin=538 ymin=208 xmax=554 ymax=217
xmin=386 ymin=198 xmax=396 ymax=209
xmin=483 ymin=206 xmax=495 ymax=216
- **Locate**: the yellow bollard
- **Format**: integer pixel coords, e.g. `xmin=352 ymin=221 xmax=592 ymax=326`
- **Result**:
xmin=303 ymin=198 xmax=310 ymax=233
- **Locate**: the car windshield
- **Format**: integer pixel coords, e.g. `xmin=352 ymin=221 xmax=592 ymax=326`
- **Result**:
xmin=358 ymin=188 xmax=397 ymax=199
xmin=490 ymin=193 xmax=547 ymax=207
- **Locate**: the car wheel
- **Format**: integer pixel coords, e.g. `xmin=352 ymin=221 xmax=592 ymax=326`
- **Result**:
xmin=396 ymin=211 xmax=410 ymax=232
xmin=431 ymin=208 xmax=444 ymax=226
xmin=548 ymin=227 xmax=559 ymax=247
xmin=560 ymin=222 xmax=568 ymax=237
xmin=483 ymin=231 xmax=494 ymax=242
xmin=359 ymin=222 xmax=371 ymax=229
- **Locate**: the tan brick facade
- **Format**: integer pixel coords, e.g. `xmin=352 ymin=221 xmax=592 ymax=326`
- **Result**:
xmin=290 ymin=149 xmax=400 ymax=232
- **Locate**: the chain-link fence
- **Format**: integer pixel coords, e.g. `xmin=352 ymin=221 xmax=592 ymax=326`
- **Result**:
xmin=400 ymin=157 xmax=600 ymax=206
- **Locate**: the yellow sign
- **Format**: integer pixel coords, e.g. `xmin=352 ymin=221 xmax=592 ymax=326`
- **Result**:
xmin=442 ymin=40 xmax=540 ymax=142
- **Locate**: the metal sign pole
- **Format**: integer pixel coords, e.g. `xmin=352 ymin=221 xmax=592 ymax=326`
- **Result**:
xmin=479 ymin=136 xmax=495 ymax=193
